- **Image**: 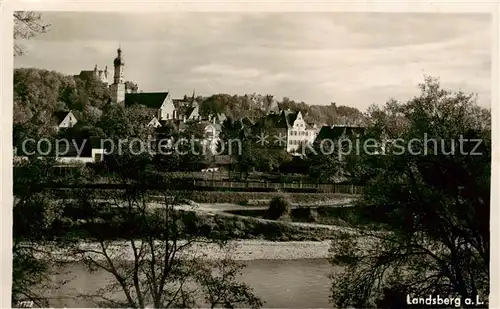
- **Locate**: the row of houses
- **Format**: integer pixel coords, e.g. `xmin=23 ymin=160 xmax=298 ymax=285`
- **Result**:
xmin=18 ymin=46 xmax=365 ymax=169
xmin=18 ymin=109 xmax=365 ymax=171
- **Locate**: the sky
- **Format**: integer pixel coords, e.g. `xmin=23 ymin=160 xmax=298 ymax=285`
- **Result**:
xmin=14 ymin=12 xmax=492 ymax=110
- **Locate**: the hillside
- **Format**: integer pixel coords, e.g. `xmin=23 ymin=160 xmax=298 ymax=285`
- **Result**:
xmin=13 ymin=68 xmax=366 ymax=136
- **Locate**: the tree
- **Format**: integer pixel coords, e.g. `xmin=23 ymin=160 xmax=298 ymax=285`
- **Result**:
xmin=329 ymin=77 xmax=490 ymax=308
xmin=98 ymin=104 xmax=155 ymax=140
xmin=14 ymin=11 xmax=50 ymax=56
xmin=267 ymin=194 xmax=291 ymax=220
xmin=12 ymin=158 xmax=92 ymax=307
xmin=125 ymin=81 xmax=139 ymax=93
xmin=307 ymin=129 xmax=357 ymax=183
xmin=12 ymin=158 xmax=54 ymax=307
xmin=13 ymin=68 xmax=113 ymax=145
xmin=65 ymin=157 xmax=262 ymax=308
xmin=251 ymin=148 xmax=292 ymax=173
xmin=82 ymin=105 xmax=103 ymax=125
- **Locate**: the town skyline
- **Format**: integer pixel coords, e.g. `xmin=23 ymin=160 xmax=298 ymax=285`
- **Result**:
xmin=14 ymin=12 xmax=492 ymax=110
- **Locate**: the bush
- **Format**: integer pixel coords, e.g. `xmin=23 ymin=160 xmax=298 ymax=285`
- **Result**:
xmin=13 ymin=194 xmax=63 ymax=239
xmin=267 ymin=195 xmax=291 ymax=220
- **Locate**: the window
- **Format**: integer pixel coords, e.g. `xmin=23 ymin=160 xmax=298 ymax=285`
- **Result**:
xmin=166 ymin=113 xmax=170 ymax=119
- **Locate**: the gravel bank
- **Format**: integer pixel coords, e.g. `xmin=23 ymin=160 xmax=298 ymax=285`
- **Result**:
xmin=202 ymin=240 xmax=331 ymax=260
xmin=39 ymin=240 xmax=332 ymax=262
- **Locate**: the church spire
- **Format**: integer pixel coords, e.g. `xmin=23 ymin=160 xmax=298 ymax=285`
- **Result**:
xmin=113 ymin=46 xmax=124 ymax=84
xmin=111 ymin=46 xmax=125 ymax=105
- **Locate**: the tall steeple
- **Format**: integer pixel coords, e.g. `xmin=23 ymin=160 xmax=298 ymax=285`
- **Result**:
xmin=113 ymin=46 xmax=125 ymax=84
xmin=110 ymin=46 xmax=125 ymax=105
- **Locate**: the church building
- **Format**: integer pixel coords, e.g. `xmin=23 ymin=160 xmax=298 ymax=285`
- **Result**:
xmin=78 ymin=65 xmax=109 ymax=85
xmin=104 ymin=47 xmax=203 ymax=126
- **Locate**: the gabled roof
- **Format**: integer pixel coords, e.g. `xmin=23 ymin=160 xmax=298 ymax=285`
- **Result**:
xmin=253 ymin=110 xmax=301 ymax=130
xmin=147 ymin=116 xmax=162 ymax=127
xmin=78 ymin=70 xmax=94 ymax=79
xmin=125 ymin=92 xmax=169 ymax=109
xmin=53 ymin=110 xmax=71 ymax=124
xmin=282 ymin=110 xmax=299 ymax=128
xmin=187 ymin=103 xmax=199 ymax=119
xmin=216 ymin=113 xmax=227 ymax=123
xmin=171 ymin=99 xmax=199 ymax=119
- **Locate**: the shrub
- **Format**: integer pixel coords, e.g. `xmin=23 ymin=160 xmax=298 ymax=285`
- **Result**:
xmin=267 ymin=195 xmax=291 ymax=220
xmin=13 ymin=194 xmax=63 ymax=239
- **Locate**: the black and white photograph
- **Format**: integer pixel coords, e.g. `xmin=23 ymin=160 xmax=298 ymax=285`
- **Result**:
xmin=4 ymin=2 xmax=496 ymax=308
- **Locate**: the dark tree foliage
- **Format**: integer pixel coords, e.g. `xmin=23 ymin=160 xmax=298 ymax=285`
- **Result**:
xmin=267 ymin=195 xmax=292 ymax=220
xmin=12 ymin=158 xmax=92 ymax=307
xmin=56 ymin=154 xmax=263 ymax=308
xmin=125 ymin=81 xmax=139 ymax=93
xmin=329 ymin=77 xmax=490 ymax=308
xmin=196 ymin=93 xmax=364 ymax=125
xmin=13 ymin=68 xmax=115 ymax=145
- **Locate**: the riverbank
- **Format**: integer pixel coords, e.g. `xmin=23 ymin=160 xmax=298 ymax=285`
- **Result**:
xmin=204 ymin=240 xmax=332 ymax=260
xmin=39 ymin=239 xmax=332 ymax=262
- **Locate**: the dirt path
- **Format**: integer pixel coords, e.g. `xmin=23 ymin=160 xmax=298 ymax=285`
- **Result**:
xmin=193 ymin=199 xmax=355 ymax=212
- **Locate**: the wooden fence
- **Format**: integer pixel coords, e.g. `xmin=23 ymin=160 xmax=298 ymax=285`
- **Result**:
xmin=190 ymin=180 xmax=363 ymax=194
xmin=148 ymin=175 xmax=363 ymax=194
xmin=40 ymin=170 xmax=364 ymax=194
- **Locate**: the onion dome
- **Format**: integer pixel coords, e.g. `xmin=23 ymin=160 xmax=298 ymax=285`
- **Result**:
xmin=113 ymin=47 xmax=124 ymax=66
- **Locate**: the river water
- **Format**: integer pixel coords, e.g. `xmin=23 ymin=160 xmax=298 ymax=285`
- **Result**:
xmin=44 ymin=259 xmax=334 ymax=308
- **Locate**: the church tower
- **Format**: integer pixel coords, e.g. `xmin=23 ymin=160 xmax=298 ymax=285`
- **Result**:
xmin=110 ymin=46 xmax=125 ymax=105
